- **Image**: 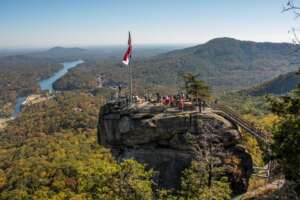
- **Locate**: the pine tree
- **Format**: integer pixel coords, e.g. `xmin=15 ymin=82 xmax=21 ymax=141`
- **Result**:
xmin=182 ymin=73 xmax=211 ymax=101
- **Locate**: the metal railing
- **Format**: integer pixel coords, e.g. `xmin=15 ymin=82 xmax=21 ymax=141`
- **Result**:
xmin=211 ymin=103 xmax=278 ymax=182
xmin=210 ymin=103 xmax=270 ymax=144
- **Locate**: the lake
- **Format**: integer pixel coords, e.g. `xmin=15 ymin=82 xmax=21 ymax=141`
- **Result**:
xmin=12 ymin=60 xmax=84 ymax=118
xmin=39 ymin=60 xmax=84 ymax=92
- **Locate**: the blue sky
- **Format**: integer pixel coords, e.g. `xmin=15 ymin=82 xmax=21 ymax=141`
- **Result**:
xmin=0 ymin=0 xmax=298 ymax=48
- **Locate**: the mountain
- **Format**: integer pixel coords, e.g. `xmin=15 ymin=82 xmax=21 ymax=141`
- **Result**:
xmin=28 ymin=46 xmax=88 ymax=61
xmin=51 ymin=37 xmax=300 ymax=94
xmin=42 ymin=46 xmax=87 ymax=59
xmin=246 ymin=70 xmax=300 ymax=96
xmin=132 ymin=37 xmax=300 ymax=92
xmin=27 ymin=45 xmax=183 ymax=62
xmin=46 ymin=46 xmax=86 ymax=54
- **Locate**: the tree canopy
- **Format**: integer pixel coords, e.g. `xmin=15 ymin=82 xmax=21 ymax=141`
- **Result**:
xmin=182 ymin=73 xmax=211 ymax=101
xmin=268 ymin=82 xmax=300 ymax=193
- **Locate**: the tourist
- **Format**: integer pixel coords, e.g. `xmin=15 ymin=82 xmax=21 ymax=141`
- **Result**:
xmin=170 ymin=96 xmax=175 ymax=107
xmin=179 ymin=97 xmax=184 ymax=111
xmin=214 ymin=98 xmax=218 ymax=105
xmin=162 ymin=96 xmax=166 ymax=105
xmin=165 ymin=96 xmax=170 ymax=105
xmin=156 ymin=93 xmax=161 ymax=103
xmin=118 ymin=85 xmax=122 ymax=98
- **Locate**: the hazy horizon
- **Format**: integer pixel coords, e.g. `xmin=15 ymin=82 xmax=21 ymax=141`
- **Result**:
xmin=0 ymin=43 xmax=194 ymax=50
xmin=1 ymin=37 xmax=300 ymax=51
xmin=0 ymin=0 xmax=298 ymax=48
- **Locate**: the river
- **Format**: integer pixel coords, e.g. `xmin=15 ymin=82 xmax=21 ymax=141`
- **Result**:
xmin=12 ymin=60 xmax=84 ymax=119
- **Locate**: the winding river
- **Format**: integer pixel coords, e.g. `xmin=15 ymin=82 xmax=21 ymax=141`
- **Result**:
xmin=12 ymin=60 xmax=84 ymax=119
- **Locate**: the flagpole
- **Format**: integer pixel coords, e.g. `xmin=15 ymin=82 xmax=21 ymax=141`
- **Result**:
xmin=123 ymin=31 xmax=133 ymax=105
xmin=129 ymin=31 xmax=133 ymax=104
xmin=129 ymin=59 xmax=133 ymax=104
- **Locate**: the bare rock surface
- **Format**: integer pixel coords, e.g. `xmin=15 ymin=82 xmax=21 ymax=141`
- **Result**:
xmin=97 ymin=101 xmax=253 ymax=195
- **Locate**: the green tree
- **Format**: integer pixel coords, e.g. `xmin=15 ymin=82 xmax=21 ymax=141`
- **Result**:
xmin=157 ymin=159 xmax=232 ymax=200
xmin=182 ymin=73 xmax=211 ymax=101
xmin=268 ymin=83 xmax=300 ymax=193
xmin=0 ymin=132 xmax=154 ymax=200
xmin=179 ymin=160 xmax=231 ymax=200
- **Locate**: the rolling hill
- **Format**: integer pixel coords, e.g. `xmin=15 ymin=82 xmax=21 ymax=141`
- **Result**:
xmin=246 ymin=70 xmax=300 ymax=96
xmin=133 ymin=37 xmax=300 ymax=92
xmin=55 ymin=37 xmax=300 ymax=93
xmin=46 ymin=46 xmax=86 ymax=54
xmin=28 ymin=47 xmax=88 ymax=61
xmin=27 ymin=45 xmax=184 ymax=62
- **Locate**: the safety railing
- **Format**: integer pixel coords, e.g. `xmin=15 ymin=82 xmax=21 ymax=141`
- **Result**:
xmin=211 ymin=103 xmax=270 ymax=143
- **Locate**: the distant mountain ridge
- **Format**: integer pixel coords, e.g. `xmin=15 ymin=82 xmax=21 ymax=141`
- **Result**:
xmin=28 ymin=37 xmax=300 ymax=93
xmin=46 ymin=46 xmax=86 ymax=53
xmin=43 ymin=46 xmax=87 ymax=58
xmin=27 ymin=46 xmax=88 ymax=62
xmin=131 ymin=37 xmax=300 ymax=92
xmin=26 ymin=45 xmax=182 ymax=62
xmin=246 ymin=70 xmax=300 ymax=96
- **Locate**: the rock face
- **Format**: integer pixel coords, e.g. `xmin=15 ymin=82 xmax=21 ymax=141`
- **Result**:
xmin=97 ymin=102 xmax=253 ymax=195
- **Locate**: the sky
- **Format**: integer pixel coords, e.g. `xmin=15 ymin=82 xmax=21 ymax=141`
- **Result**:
xmin=0 ymin=0 xmax=299 ymax=48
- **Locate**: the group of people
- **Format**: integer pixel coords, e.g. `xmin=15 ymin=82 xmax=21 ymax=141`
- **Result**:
xmin=155 ymin=93 xmax=206 ymax=112
xmin=112 ymin=85 xmax=206 ymax=112
xmin=159 ymin=94 xmax=184 ymax=108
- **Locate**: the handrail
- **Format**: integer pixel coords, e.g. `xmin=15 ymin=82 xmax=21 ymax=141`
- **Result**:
xmin=210 ymin=103 xmax=278 ymax=184
xmin=211 ymin=103 xmax=269 ymax=144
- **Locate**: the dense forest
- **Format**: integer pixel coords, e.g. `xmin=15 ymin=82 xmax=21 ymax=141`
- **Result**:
xmin=2 ymin=0 xmax=300 ymax=197
xmin=0 ymin=91 xmax=235 ymax=199
xmin=0 ymin=55 xmax=61 ymax=117
xmin=0 ymin=92 xmax=154 ymax=199
xmin=0 ymin=37 xmax=300 ymax=199
xmin=0 ymin=84 xmax=297 ymax=199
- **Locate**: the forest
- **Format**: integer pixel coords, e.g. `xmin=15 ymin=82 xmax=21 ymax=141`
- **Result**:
xmin=0 ymin=43 xmax=299 ymax=198
xmin=0 ymin=55 xmax=61 ymax=117
xmin=1 ymin=0 xmax=300 ymax=197
xmin=1 ymin=73 xmax=299 ymax=199
xmin=0 ymin=91 xmax=235 ymax=200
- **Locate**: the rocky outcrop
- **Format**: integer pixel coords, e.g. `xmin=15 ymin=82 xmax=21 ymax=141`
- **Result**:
xmin=97 ymin=102 xmax=253 ymax=195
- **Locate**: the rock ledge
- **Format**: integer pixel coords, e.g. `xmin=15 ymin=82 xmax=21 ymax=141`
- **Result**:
xmin=97 ymin=102 xmax=253 ymax=194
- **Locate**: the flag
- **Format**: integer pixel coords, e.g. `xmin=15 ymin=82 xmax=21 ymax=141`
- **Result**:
xmin=122 ymin=32 xmax=132 ymax=65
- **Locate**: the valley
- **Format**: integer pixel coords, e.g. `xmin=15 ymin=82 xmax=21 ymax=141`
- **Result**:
xmin=3 ymin=1 xmax=300 ymax=199
xmin=52 ymin=38 xmax=300 ymax=95
xmin=0 ymin=38 xmax=299 ymax=199
xmin=12 ymin=60 xmax=84 ymax=118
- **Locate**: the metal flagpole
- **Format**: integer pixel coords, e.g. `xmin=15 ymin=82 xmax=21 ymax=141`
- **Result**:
xmin=129 ymin=31 xmax=133 ymax=104
xmin=129 ymin=59 xmax=133 ymax=104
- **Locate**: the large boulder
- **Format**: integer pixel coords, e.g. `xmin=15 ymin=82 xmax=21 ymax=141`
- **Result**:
xmin=97 ymin=102 xmax=253 ymax=195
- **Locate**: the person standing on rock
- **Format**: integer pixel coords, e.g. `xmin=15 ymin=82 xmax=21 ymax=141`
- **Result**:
xmin=156 ymin=93 xmax=161 ymax=104
xmin=118 ymin=85 xmax=122 ymax=98
xmin=179 ymin=96 xmax=184 ymax=111
xmin=197 ymin=99 xmax=202 ymax=113
xmin=170 ymin=96 xmax=175 ymax=107
xmin=214 ymin=98 xmax=218 ymax=105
